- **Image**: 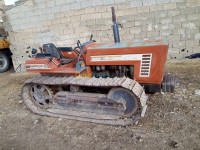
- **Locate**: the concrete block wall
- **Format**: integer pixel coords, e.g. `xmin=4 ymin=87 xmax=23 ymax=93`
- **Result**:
xmin=3 ymin=0 xmax=200 ymax=71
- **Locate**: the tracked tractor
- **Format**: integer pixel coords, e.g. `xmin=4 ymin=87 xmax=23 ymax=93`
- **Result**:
xmin=22 ymin=7 xmax=175 ymax=126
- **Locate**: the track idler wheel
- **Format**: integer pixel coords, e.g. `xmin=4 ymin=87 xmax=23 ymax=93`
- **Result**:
xmin=30 ymin=84 xmax=53 ymax=108
xmin=107 ymin=88 xmax=139 ymax=117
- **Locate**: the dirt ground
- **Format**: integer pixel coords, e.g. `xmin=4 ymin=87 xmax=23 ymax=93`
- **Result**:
xmin=0 ymin=60 xmax=200 ymax=150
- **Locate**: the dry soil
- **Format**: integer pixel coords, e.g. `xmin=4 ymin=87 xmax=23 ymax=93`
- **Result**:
xmin=0 ymin=60 xmax=200 ymax=150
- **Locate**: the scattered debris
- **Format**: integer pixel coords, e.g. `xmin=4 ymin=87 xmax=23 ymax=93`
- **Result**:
xmin=195 ymin=90 xmax=200 ymax=96
xmin=18 ymin=100 xmax=23 ymax=104
xmin=34 ymin=119 xmax=39 ymax=124
xmin=185 ymin=53 xmax=200 ymax=59
xmin=173 ymin=94 xmax=181 ymax=99
xmin=46 ymin=118 xmax=57 ymax=127
xmin=136 ymin=136 xmax=143 ymax=142
xmin=169 ymin=140 xmax=178 ymax=148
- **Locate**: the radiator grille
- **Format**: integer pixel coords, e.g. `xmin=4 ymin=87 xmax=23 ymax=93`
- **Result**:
xmin=140 ymin=54 xmax=152 ymax=77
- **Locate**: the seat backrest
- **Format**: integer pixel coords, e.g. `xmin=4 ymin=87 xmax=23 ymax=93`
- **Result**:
xmin=42 ymin=43 xmax=60 ymax=59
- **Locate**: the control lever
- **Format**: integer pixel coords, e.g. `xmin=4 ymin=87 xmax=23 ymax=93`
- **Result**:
xmin=90 ymin=34 xmax=93 ymax=41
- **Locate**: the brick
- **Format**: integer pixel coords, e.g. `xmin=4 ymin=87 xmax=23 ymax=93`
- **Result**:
xmin=102 ymin=12 xmax=111 ymax=18
xmin=155 ymin=10 xmax=168 ymax=18
xmin=134 ymin=21 xmax=140 ymax=26
xmin=65 ymin=0 xmax=76 ymax=4
xmin=187 ymin=14 xmax=200 ymax=21
xmin=136 ymin=6 xmax=150 ymax=13
xmin=186 ymin=40 xmax=199 ymax=47
xmin=130 ymin=0 xmax=142 ymax=7
xmin=115 ymin=0 xmax=126 ymax=3
xmin=91 ymin=13 xmax=101 ymax=19
xmin=124 ymin=8 xmax=138 ymax=15
xmin=186 ymin=0 xmax=200 ymax=7
xmin=70 ymin=2 xmax=81 ymax=10
xmin=90 ymin=25 xmax=101 ymax=30
xmin=64 ymin=11 xmax=74 ymax=17
xmin=170 ymin=0 xmax=184 ymax=2
xmin=123 ymin=22 xmax=134 ymax=28
xmin=47 ymin=1 xmax=55 ymax=7
xmin=56 ymin=0 xmax=66 ymax=6
xmin=168 ymin=48 xmax=180 ymax=54
xmin=195 ymin=7 xmax=200 ymax=13
xmin=51 ymin=6 xmax=61 ymax=13
xmin=167 ymin=35 xmax=181 ymax=41
xmin=182 ymin=22 xmax=196 ymax=30
xmin=160 ymin=30 xmax=172 ymax=36
xmin=17 ymin=12 xmax=26 ymax=19
xmin=34 ymin=10 xmax=43 ymax=16
xmin=150 ymin=4 xmax=163 ymax=12
xmin=85 ymin=7 xmax=95 ymax=14
xmin=173 ymin=15 xmax=186 ymax=23
xmin=51 ymin=19 xmax=61 ymax=25
xmin=70 ymin=15 xmax=80 ymax=22
xmin=94 ymin=6 xmax=107 ymax=13
xmin=30 ymin=16 xmax=39 ymax=22
xmin=143 ymin=0 xmax=156 ymax=6
xmin=119 ymin=28 xmax=130 ymax=35
xmin=181 ymin=33 xmax=195 ymax=40
xmin=81 ymin=14 xmax=91 ymax=20
xmin=102 ymin=0 xmax=114 ymax=5
xmin=81 ymin=0 xmax=92 ymax=8
xmin=95 ymin=19 xmax=106 ymax=25
xmin=92 ymin=0 xmax=103 ymax=6
xmin=55 ymin=12 xmax=65 ymax=19
xmin=39 ymin=15 xmax=48 ymax=21
xmin=163 ymin=3 xmax=177 ymax=10
xmin=74 ymin=9 xmax=85 ymax=16
xmin=116 ymin=10 xmax=125 ymax=16
xmin=61 ymin=5 xmax=71 ymax=12
xmin=194 ymin=33 xmax=200 ymax=40
xmin=177 ymin=2 xmax=187 ymax=9
xmin=25 ymin=11 xmax=34 ymax=17
xmin=147 ymin=31 xmax=159 ymax=37
xmin=64 ymin=28 xmax=74 ymax=34
xmin=43 ymin=8 xmax=52 ymax=14
xmin=101 ymin=25 xmax=111 ymax=31
xmin=61 ymin=17 xmax=70 ymax=23
xmin=168 ymin=10 xmax=180 ymax=17
xmin=193 ymin=46 xmax=200 ymax=53
xmin=32 ymin=28 xmax=40 ymax=32
xmin=173 ymin=28 xmax=185 ymax=35
xmin=161 ymin=18 xmax=172 ymax=24
xmin=118 ymin=3 xmax=130 ymax=10
xmin=180 ymin=8 xmax=195 ymax=15
xmin=47 ymin=14 xmax=54 ymax=20
xmin=130 ymin=27 xmax=141 ymax=34
xmin=173 ymin=41 xmax=185 ymax=48
xmin=156 ymin=0 xmax=170 ymax=4
xmin=147 ymin=24 xmax=153 ymax=31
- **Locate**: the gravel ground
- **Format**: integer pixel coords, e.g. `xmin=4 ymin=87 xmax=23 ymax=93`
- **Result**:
xmin=0 ymin=60 xmax=199 ymax=150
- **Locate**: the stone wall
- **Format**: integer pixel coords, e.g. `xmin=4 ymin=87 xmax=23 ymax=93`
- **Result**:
xmin=3 ymin=0 xmax=200 ymax=72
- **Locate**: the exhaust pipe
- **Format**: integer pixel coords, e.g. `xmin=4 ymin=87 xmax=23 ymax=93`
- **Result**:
xmin=111 ymin=7 xmax=120 ymax=43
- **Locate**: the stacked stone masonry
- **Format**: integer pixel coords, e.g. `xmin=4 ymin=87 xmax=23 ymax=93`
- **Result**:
xmin=2 ymin=0 xmax=200 ymax=71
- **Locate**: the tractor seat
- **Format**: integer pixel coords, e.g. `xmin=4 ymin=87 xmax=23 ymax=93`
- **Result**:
xmin=60 ymin=58 xmax=75 ymax=65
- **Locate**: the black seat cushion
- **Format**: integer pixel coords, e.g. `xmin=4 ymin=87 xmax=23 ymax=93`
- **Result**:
xmin=60 ymin=58 xmax=75 ymax=65
xmin=58 ymin=47 xmax=73 ymax=52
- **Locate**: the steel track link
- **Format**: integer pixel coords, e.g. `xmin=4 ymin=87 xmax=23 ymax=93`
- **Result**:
xmin=22 ymin=76 xmax=148 ymax=126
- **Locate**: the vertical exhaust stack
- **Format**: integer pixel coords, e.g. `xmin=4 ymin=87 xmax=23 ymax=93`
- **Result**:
xmin=111 ymin=7 xmax=120 ymax=43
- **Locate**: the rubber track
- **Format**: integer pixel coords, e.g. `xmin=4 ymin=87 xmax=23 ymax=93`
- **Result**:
xmin=22 ymin=76 xmax=148 ymax=126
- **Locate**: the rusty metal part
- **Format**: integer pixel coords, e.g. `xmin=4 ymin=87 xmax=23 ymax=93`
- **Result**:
xmin=22 ymin=76 xmax=148 ymax=126
xmin=107 ymin=88 xmax=138 ymax=117
xmin=162 ymin=73 xmax=175 ymax=92
xmin=30 ymin=84 xmax=53 ymax=108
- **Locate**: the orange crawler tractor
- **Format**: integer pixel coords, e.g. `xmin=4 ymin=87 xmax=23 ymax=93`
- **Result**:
xmin=22 ymin=7 xmax=175 ymax=126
